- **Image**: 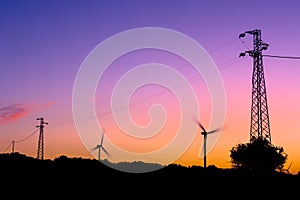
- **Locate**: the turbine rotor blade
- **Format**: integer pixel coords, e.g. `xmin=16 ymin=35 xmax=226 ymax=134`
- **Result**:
xmin=199 ymin=145 xmax=205 ymax=158
xmin=198 ymin=122 xmax=207 ymax=133
xmin=100 ymin=134 xmax=104 ymax=145
xmin=207 ymin=127 xmax=221 ymax=134
xmin=287 ymin=162 xmax=292 ymax=170
xmin=191 ymin=115 xmax=199 ymax=125
xmin=91 ymin=146 xmax=98 ymax=151
xmin=101 ymin=146 xmax=111 ymax=158
xmin=191 ymin=115 xmax=206 ymax=132
xmin=100 ymin=128 xmax=106 ymax=145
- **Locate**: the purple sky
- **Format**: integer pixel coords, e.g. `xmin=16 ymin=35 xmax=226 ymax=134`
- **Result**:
xmin=1 ymin=0 xmax=300 ymax=173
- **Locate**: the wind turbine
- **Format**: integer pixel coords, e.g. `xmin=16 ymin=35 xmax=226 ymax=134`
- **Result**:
xmin=192 ymin=116 xmax=221 ymax=169
xmin=282 ymin=162 xmax=293 ymax=174
xmin=92 ymin=129 xmax=110 ymax=161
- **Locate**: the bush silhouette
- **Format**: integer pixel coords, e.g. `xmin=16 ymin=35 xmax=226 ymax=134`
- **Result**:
xmin=230 ymin=137 xmax=288 ymax=174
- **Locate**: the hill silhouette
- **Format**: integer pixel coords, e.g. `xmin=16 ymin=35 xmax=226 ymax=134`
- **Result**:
xmin=0 ymin=152 xmax=299 ymax=197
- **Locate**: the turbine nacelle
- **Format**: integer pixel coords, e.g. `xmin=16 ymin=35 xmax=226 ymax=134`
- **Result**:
xmin=200 ymin=131 xmax=206 ymax=135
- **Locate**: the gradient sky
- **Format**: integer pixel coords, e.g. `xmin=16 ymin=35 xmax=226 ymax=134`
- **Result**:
xmin=1 ymin=0 xmax=300 ymax=174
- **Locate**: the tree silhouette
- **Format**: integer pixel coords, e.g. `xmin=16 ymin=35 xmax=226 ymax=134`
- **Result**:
xmin=229 ymin=137 xmax=288 ymax=174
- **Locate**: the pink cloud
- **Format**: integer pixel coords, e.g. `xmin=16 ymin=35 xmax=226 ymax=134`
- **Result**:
xmin=0 ymin=103 xmax=29 ymax=124
xmin=45 ymin=101 xmax=54 ymax=107
xmin=0 ymin=101 xmax=55 ymax=124
xmin=31 ymin=101 xmax=55 ymax=112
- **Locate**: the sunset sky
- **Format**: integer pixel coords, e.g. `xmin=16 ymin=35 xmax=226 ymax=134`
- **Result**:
xmin=1 ymin=0 xmax=300 ymax=174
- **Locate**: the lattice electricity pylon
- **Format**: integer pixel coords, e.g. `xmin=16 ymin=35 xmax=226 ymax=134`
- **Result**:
xmin=239 ymin=29 xmax=271 ymax=143
xmin=36 ymin=117 xmax=48 ymax=159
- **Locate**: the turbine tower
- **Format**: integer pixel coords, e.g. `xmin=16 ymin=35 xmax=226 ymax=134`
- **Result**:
xmin=239 ymin=29 xmax=271 ymax=143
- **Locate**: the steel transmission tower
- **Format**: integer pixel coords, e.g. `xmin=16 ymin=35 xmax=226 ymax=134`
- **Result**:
xmin=239 ymin=29 xmax=271 ymax=143
xmin=36 ymin=117 xmax=48 ymax=159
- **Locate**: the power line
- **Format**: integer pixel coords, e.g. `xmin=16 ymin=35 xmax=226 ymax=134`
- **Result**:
xmin=95 ymin=37 xmax=240 ymax=107
xmin=24 ymin=37 xmax=239 ymax=128
xmin=263 ymin=54 xmax=300 ymax=59
xmin=239 ymin=36 xmax=300 ymax=60
xmin=14 ymin=128 xmax=39 ymax=143
xmin=239 ymin=37 xmax=251 ymax=51
xmin=78 ymin=54 xmax=245 ymax=122
xmin=209 ymin=38 xmax=238 ymax=54
xmin=0 ymin=38 xmax=243 ymax=141
xmin=0 ymin=37 xmax=241 ymax=135
xmin=19 ymin=37 xmax=240 ymax=130
xmin=1 ymin=128 xmax=39 ymax=153
xmin=1 ymin=142 xmax=12 ymax=153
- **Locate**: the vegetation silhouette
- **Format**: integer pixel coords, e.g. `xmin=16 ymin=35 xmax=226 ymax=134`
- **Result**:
xmin=0 ymin=151 xmax=299 ymax=197
xmin=0 ymin=151 xmax=298 ymax=179
xmin=230 ymin=137 xmax=288 ymax=175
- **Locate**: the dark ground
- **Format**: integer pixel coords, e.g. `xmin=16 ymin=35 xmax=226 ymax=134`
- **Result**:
xmin=0 ymin=152 xmax=299 ymax=198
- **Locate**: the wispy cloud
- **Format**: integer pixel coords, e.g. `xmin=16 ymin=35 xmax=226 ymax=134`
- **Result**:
xmin=0 ymin=101 xmax=55 ymax=124
xmin=0 ymin=104 xmax=29 ymax=124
